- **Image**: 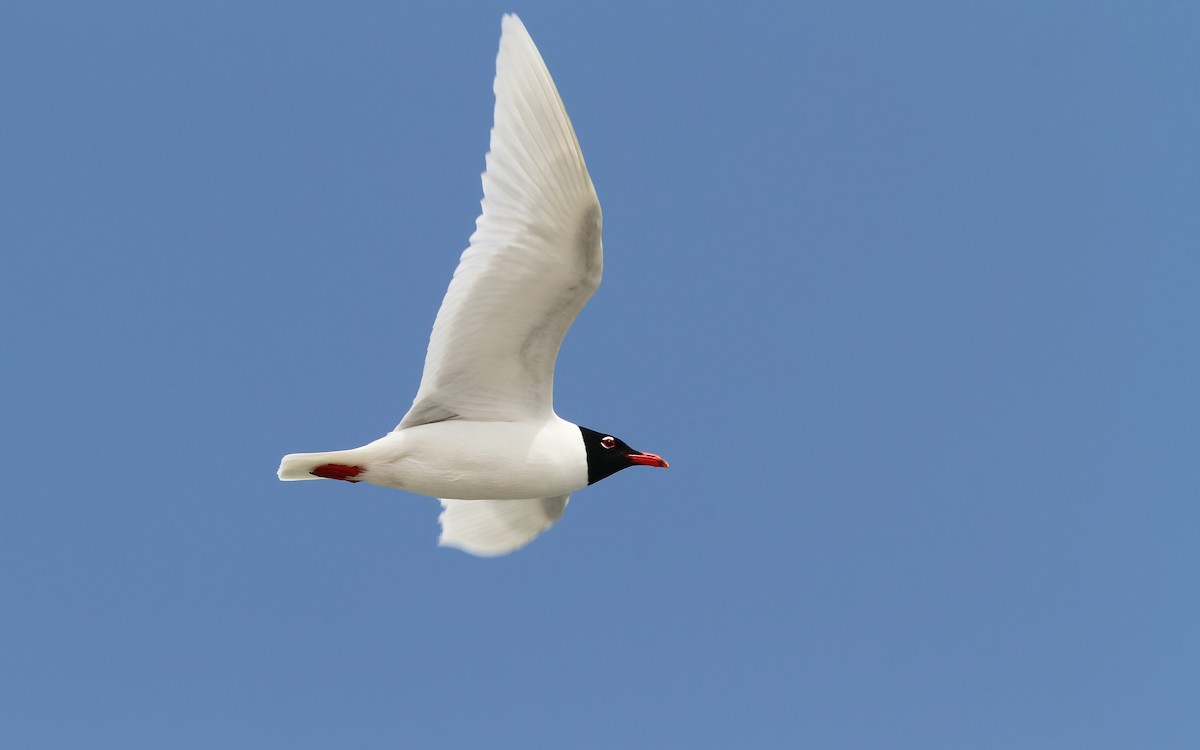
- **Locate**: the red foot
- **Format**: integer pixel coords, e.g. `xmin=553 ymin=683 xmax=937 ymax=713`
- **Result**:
xmin=311 ymin=464 xmax=364 ymax=483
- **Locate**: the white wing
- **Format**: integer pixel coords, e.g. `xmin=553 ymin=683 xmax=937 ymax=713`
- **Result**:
xmin=399 ymin=14 xmax=601 ymax=429
xmin=438 ymin=496 xmax=570 ymax=557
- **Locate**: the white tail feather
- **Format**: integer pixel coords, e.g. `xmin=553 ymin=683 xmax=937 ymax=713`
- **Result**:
xmin=277 ymin=451 xmax=362 ymax=481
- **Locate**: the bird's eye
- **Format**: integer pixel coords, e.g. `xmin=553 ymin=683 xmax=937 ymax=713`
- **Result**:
xmin=600 ymin=436 xmax=616 ymax=449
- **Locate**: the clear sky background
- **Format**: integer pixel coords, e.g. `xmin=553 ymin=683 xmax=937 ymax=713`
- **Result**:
xmin=3 ymin=1 xmax=1197 ymax=747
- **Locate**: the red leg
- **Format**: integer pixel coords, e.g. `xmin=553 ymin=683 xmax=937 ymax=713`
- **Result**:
xmin=311 ymin=464 xmax=364 ymax=483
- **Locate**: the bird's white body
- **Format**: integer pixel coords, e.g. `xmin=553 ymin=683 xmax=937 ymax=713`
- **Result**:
xmin=279 ymin=417 xmax=587 ymax=501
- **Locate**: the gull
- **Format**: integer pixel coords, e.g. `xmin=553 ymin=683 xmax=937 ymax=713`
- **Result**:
xmin=278 ymin=14 xmax=667 ymax=556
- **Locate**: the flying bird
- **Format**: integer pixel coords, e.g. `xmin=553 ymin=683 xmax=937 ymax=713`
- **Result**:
xmin=278 ymin=14 xmax=667 ymax=556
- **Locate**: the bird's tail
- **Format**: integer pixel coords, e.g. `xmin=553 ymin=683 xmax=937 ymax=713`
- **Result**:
xmin=277 ymin=450 xmax=365 ymax=481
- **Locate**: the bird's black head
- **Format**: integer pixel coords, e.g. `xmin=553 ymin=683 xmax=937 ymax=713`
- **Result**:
xmin=579 ymin=426 xmax=669 ymax=485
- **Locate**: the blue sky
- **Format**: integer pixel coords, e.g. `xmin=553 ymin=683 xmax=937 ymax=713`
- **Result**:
xmin=3 ymin=1 xmax=1198 ymax=747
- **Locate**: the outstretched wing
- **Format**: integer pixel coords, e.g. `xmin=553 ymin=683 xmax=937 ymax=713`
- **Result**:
xmin=398 ymin=15 xmax=601 ymax=429
xmin=437 ymin=496 xmax=570 ymax=557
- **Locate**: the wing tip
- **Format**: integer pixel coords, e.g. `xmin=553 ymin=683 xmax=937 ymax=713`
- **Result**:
xmin=436 ymin=535 xmax=512 ymax=558
xmin=499 ymin=13 xmax=537 ymax=54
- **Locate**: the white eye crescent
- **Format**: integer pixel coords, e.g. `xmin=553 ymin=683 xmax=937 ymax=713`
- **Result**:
xmin=600 ymin=436 xmax=616 ymax=449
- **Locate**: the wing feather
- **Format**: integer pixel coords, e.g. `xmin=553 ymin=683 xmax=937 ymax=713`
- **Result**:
xmin=398 ymin=15 xmax=601 ymax=429
xmin=438 ymin=495 xmax=570 ymax=557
